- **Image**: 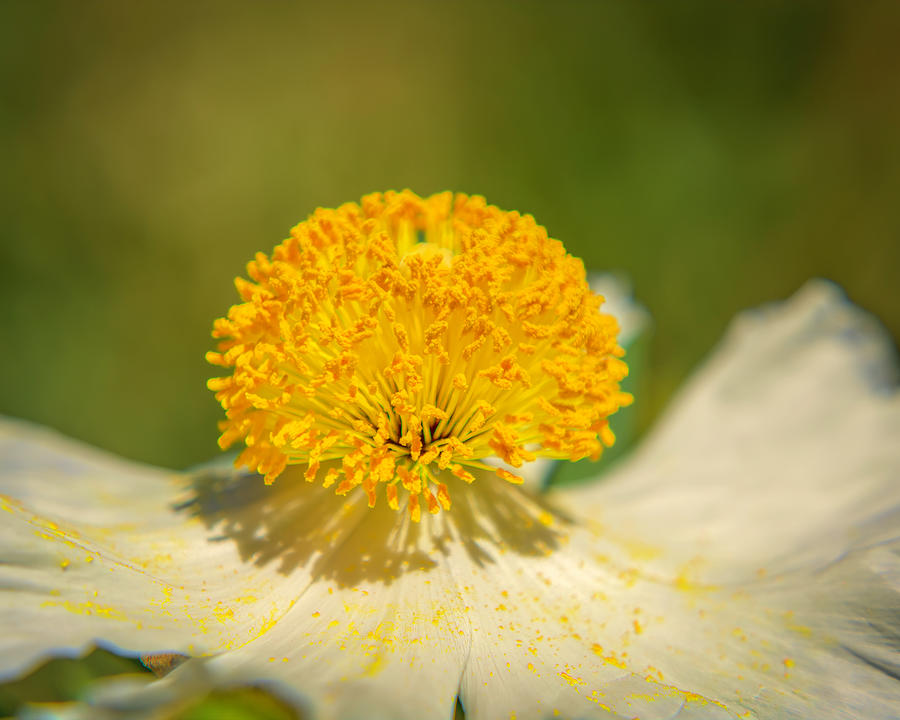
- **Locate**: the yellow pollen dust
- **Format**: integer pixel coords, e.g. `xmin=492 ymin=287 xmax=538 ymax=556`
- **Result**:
xmin=208 ymin=190 xmax=632 ymax=520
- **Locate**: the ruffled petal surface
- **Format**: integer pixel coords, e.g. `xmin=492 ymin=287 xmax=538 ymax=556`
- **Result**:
xmin=561 ymin=280 xmax=899 ymax=581
xmin=175 ymin=487 xmax=472 ymax=720
xmin=534 ymin=280 xmax=900 ymax=718
xmin=0 ymin=422 xmax=363 ymax=686
xmin=0 ymin=423 xmax=473 ymax=719
xmin=1 ymin=420 xmax=202 ymax=678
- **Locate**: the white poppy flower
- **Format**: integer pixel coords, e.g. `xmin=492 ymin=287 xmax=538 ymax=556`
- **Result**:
xmin=1 ymin=191 xmax=898 ymax=720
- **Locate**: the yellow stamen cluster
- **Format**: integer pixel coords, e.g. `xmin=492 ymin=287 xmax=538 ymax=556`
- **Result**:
xmin=208 ymin=190 xmax=631 ymax=520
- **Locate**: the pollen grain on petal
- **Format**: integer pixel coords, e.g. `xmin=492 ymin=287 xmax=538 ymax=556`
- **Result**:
xmin=208 ymin=190 xmax=630 ymax=519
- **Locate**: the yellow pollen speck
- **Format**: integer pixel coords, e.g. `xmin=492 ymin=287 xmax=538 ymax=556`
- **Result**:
xmin=208 ymin=190 xmax=630 ymax=520
xmin=592 ymin=644 xmax=628 ymax=670
xmin=788 ymin=624 xmax=812 ymax=636
xmin=559 ymin=671 xmax=585 ymax=687
xmin=41 ymin=599 xmax=128 ymax=622
xmin=213 ymin=605 xmax=235 ymax=623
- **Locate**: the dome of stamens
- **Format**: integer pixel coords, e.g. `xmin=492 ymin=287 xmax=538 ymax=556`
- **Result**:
xmin=208 ymin=190 xmax=631 ymax=520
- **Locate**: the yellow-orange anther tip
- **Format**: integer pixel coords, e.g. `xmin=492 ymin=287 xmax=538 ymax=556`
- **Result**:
xmin=496 ymin=468 xmax=525 ymax=485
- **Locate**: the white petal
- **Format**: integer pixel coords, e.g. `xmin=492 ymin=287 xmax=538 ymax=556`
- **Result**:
xmin=443 ymin=482 xmax=730 ymax=719
xmin=538 ymin=280 xmax=900 ymax=717
xmin=560 ymin=280 xmax=900 ymax=580
xmin=0 ymin=418 xmax=196 ymax=678
xmin=176 ymin=494 xmax=471 ymax=720
xmin=82 ymin=477 xmax=748 ymax=720
xmin=0 ymin=419 xmax=354 ymax=683
xmin=1 ymin=422 xmax=470 ymax=719
xmin=456 ymin=513 xmax=900 ymax=719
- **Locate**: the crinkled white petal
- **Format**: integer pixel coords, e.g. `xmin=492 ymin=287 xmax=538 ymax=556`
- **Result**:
xmin=172 ymin=490 xmax=471 ymax=720
xmin=452 ymin=505 xmax=900 ymax=719
xmin=134 ymin=478 xmax=558 ymax=720
xmin=0 ymin=419 xmax=199 ymax=677
xmin=76 ymin=476 xmax=760 ymax=720
xmin=0 ymin=424 xmax=471 ymax=719
xmin=0 ymin=420 xmax=366 ymax=683
xmin=560 ymin=280 xmax=900 ymax=580
xmin=541 ymin=279 xmax=900 ymax=718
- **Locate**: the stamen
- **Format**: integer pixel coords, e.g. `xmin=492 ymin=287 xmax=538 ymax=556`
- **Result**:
xmin=209 ymin=191 xmax=632 ymax=520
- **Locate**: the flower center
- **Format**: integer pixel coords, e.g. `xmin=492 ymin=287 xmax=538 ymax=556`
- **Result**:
xmin=208 ymin=191 xmax=631 ymax=520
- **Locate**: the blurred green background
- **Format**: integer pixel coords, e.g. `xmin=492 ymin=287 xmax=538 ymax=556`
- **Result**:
xmin=1 ymin=0 xmax=898 ymax=472
xmin=1 ymin=1 xmax=899 ymax=715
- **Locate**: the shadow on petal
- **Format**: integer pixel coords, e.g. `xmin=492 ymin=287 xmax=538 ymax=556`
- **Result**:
xmin=175 ymin=464 xmax=572 ymax=587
